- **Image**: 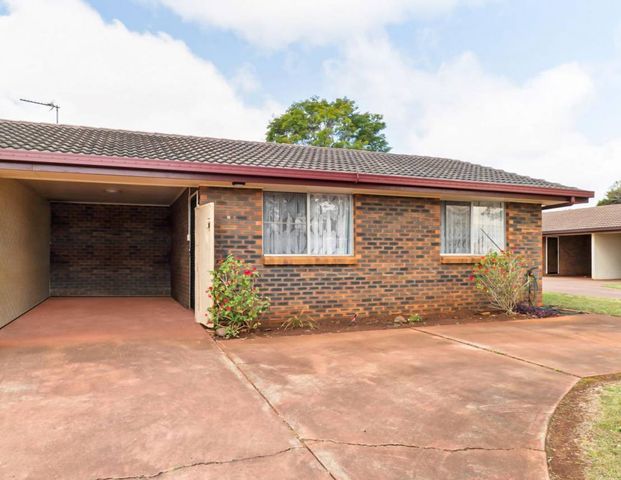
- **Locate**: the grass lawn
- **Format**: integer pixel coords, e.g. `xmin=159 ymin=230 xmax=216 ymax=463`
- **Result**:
xmin=584 ymin=382 xmax=621 ymax=480
xmin=604 ymin=283 xmax=621 ymax=290
xmin=543 ymin=292 xmax=621 ymax=317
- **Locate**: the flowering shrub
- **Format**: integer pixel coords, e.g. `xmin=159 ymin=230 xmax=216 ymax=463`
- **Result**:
xmin=470 ymin=251 xmax=530 ymax=314
xmin=209 ymin=255 xmax=270 ymax=337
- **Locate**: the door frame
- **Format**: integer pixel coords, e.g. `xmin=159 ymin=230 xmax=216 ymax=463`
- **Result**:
xmin=188 ymin=190 xmax=199 ymax=309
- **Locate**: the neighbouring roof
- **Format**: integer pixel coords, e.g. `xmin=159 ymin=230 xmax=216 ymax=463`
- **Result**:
xmin=543 ymin=204 xmax=621 ymax=234
xmin=0 ymin=119 xmax=591 ymax=197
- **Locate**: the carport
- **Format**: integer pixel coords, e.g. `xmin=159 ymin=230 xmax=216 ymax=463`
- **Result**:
xmin=0 ymin=176 xmax=211 ymax=328
xmin=543 ymin=234 xmax=591 ymax=276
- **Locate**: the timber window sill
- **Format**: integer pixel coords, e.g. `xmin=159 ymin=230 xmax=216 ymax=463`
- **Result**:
xmin=440 ymin=255 xmax=484 ymax=264
xmin=262 ymin=255 xmax=358 ymax=266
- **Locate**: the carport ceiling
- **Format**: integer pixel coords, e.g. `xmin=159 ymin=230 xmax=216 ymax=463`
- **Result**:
xmin=19 ymin=179 xmax=184 ymax=206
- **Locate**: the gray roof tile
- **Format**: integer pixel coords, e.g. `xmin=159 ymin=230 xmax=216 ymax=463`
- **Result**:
xmin=543 ymin=204 xmax=621 ymax=233
xmin=0 ymin=119 xmax=581 ymax=190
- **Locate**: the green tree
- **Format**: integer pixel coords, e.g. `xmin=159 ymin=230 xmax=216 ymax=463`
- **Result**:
xmin=598 ymin=180 xmax=621 ymax=206
xmin=266 ymin=97 xmax=390 ymax=152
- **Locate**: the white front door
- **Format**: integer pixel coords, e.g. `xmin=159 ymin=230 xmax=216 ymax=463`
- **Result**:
xmin=194 ymin=202 xmax=214 ymax=325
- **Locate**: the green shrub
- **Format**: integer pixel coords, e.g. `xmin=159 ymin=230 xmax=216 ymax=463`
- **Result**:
xmin=471 ymin=251 xmax=529 ymax=314
xmin=407 ymin=314 xmax=423 ymax=323
xmin=209 ymin=255 xmax=270 ymax=335
xmin=222 ymin=325 xmax=241 ymax=339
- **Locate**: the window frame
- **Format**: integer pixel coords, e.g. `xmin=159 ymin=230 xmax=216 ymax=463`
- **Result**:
xmin=440 ymin=200 xmax=506 ymax=256
xmin=262 ymin=191 xmax=355 ymax=257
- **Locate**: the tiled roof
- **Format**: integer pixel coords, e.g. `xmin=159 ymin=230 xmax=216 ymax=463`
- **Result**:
xmin=543 ymin=204 xmax=621 ymax=233
xmin=0 ymin=119 xmax=580 ymax=191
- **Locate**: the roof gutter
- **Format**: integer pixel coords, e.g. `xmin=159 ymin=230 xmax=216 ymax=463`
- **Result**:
xmin=0 ymin=148 xmax=595 ymax=201
xmin=543 ymin=226 xmax=621 ymax=235
xmin=542 ymin=196 xmax=577 ymax=210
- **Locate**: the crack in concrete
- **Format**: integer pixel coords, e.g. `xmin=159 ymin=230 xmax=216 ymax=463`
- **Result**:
xmin=94 ymin=446 xmax=303 ymax=480
xmin=411 ymin=327 xmax=581 ymax=378
xmin=204 ymin=332 xmax=563 ymax=479
xmin=304 ymin=438 xmax=544 ymax=454
xmin=214 ymin=340 xmax=338 ymax=480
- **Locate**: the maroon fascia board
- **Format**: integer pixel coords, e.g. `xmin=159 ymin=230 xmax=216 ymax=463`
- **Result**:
xmin=0 ymin=161 xmax=579 ymax=205
xmin=0 ymin=148 xmax=595 ymax=200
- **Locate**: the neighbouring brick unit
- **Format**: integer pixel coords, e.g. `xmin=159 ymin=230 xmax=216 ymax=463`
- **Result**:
xmin=171 ymin=190 xmax=190 ymax=307
xmin=50 ymin=203 xmax=171 ymax=296
xmin=200 ymin=187 xmax=543 ymax=325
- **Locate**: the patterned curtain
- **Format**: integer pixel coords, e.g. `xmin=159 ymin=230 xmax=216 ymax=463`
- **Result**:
xmin=471 ymin=202 xmax=504 ymax=254
xmin=309 ymin=194 xmax=352 ymax=255
xmin=263 ymin=192 xmax=307 ymax=254
xmin=263 ymin=192 xmax=353 ymax=255
xmin=442 ymin=202 xmax=471 ymax=254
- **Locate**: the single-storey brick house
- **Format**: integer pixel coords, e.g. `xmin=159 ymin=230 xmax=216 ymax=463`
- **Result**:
xmin=543 ymin=204 xmax=621 ymax=279
xmin=0 ymin=119 xmax=593 ymax=327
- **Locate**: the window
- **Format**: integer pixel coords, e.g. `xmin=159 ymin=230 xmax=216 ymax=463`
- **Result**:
xmin=263 ymin=192 xmax=353 ymax=256
xmin=441 ymin=201 xmax=505 ymax=255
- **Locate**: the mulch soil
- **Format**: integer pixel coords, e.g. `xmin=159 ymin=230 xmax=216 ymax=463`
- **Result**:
xmin=233 ymin=307 xmax=578 ymax=339
xmin=546 ymin=373 xmax=621 ymax=480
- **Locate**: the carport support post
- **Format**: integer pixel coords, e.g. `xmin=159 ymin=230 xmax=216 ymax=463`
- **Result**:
xmin=194 ymin=202 xmax=215 ymax=325
xmin=591 ymin=233 xmax=594 ymax=279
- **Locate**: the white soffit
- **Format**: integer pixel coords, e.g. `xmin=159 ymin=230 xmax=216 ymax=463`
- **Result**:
xmin=19 ymin=179 xmax=184 ymax=206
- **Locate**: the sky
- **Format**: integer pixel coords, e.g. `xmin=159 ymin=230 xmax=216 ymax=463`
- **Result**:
xmin=1 ymin=0 xmax=620 ymax=203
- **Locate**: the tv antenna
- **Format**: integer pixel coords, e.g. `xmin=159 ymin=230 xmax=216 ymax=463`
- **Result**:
xmin=19 ymin=98 xmax=60 ymax=124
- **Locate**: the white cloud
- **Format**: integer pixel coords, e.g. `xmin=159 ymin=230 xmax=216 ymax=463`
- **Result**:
xmin=0 ymin=0 xmax=279 ymax=139
xmin=1 ymin=0 xmax=616 ymax=203
xmin=152 ymin=0 xmax=493 ymax=49
xmin=231 ymin=63 xmax=260 ymax=94
xmin=325 ymin=36 xmax=620 ymax=201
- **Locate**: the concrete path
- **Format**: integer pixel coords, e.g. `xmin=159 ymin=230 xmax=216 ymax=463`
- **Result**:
xmin=419 ymin=314 xmax=621 ymax=377
xmin=544 ymin=275 xmax=621 ymax=299
xmin=223 ymin=314 xmax=621 ymax=480
xmin=224 ymin=330 xmax=572 ymax=480
xmin=1 ymin=298 xmax=620 ymax=479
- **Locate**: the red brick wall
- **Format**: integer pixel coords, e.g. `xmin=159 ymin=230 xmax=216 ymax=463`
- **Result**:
xmin=505 ymin=201 xmax=543 ymax=304
xmin=50 ymin=203 xmax=171 ymax=296
xmin=170 ymin=190 xmax=190 ymax=307
xmin=200 ymin=187 xmax=542 ymax=324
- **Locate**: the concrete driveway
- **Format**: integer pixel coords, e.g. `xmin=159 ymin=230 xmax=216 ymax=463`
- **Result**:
xmin=1 ymin=299 xmax=620 ymax=479
xmin=544 ymin=275 xmax=621 ymax=299
xmin=0 ymin=298 xmax=327 ymax=480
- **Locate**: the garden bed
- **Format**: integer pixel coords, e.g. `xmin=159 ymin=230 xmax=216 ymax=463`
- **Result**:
xmin=547 ymin=373 xmax=621 ymax=480
xmin=234 ymin=307 xmax=566 ymax=338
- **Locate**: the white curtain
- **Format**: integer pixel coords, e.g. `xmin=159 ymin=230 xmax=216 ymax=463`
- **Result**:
xmin=471 ymin=202 xmax=504 ymax=254
xmin=442 ymin=201 xmax=505 ymax=254
xmin=442 ymin=202 xmax=471 ymax=254
xmin=263 ymin=192 xmax=353 ymax=255
xmin=263 ymin=192 xmax=307 ymax=254
xmin=309 ymin=194 xmax=352 ymax=255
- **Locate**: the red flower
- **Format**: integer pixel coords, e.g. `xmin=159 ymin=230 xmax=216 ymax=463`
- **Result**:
xmin=468 ymin=274 xmax=475 ymax=281
xmin=243 ymin=270 xmax=252 ymax=276
xmin=225 ymin=306 xmax=232 ymax=311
